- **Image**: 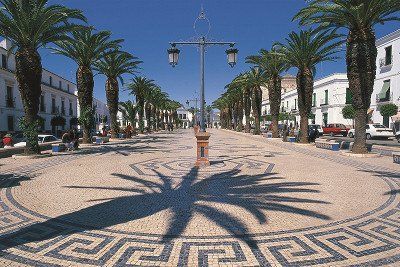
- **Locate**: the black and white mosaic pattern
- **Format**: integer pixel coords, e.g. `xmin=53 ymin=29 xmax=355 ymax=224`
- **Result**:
xmin=0 ymin=132 xmax=399 ymax=266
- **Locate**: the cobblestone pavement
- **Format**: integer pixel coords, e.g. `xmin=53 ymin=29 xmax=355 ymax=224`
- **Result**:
xmin=0 ymin=129 xmax=399 ymax=266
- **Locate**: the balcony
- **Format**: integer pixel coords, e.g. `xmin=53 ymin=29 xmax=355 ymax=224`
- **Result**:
xmin=379 ymin=56 xmax=393 ymax=68
xmin=376 ymin=92 xmax=393 ymax=103
xmin=320 ymin=98 xmax=329 ymax=106
xmin=6 ymin=96 xmax=15 ymax=108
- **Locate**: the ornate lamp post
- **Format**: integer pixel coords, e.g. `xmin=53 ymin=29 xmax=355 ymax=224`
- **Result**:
xmin=168 ymin=7 xmax=238 ymax=167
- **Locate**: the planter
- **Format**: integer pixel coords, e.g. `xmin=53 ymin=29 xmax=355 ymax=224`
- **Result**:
xmin=52 ymin=143 xmax=66 ymax=153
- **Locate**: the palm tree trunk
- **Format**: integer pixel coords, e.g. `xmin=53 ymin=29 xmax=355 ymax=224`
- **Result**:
xmin=252 ymin=87 xmax=262 ymax=135
xmin=237 ymin=98 xmax=244 ymax=132
xmin=15 ymin=47 xmax=42 ymax=154
xmin=347 ymin=29 xmax=376 ymax=153
xmin=77 ymin=65 xmax=94 ymax=143
xmin=269 ymin=75 xmax=282 ymax=138
xmin=296 ymin=68 xmax=314 ymax=143
xmin=105 ymin=77 xmax=119 ymax=138
xmin=137 ymin=99 xmax=144 ymax=133
xmin=244 ymin=87 xmax=251 ymax=133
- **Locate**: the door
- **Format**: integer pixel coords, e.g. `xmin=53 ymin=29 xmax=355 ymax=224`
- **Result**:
xmin=383 ymin=116 xmax=390 ymax=128
xmin=7 ymin=116 xmax=14 ymax=131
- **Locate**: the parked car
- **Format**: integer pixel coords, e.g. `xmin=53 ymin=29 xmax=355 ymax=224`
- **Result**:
xmin=322 ymin=123 xmax=349 ymax=137
xmin=14 ymin=134 xmax=60 ymax=147
xmin=348 ymin=124 xmax=394 ymax=140
xmin=309 ymin=124 xmax=323 ymax=136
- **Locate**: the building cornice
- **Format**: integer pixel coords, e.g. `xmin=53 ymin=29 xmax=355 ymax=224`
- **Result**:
xmin=376 ymin=29 xmax=400 ymax=47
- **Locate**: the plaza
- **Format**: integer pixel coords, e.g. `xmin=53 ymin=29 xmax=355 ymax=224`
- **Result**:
xmin=1 ymin=129 xmax=399 ymax=266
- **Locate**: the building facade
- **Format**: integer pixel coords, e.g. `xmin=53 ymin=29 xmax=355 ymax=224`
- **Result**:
xmin=262 ymin=29 xmax=400 ymax=128
xmin=0 ymin=39 xmax=78 ymax=134
xmin=177 ymin=107 xmax=193 ymax=128
xmin=370 ymin=29 xmax=400 ymax=126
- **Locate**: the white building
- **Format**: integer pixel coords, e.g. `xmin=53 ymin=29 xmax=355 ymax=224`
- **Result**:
xmin=262 ymin=28 xmax=400 ymax=128
xmin=370 ymin=29 xmax=400 ymax=126
xmin=177 ymin=107 xmax=193 ymax=128
xmin=0 ymin=39 xmax=78 ymax=134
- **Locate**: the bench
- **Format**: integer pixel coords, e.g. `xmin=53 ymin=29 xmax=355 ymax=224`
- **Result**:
xmin=393 ymin=153 xmax=400 ymax=164
xmin=315 ymin=140 xmax=340 ymax=151
xmin=94 ymin=136 xmax=110 ymax=145
xmin=288 ymin=137 xmax=296 ymax=143
xmin=52 ymin=143 xmax=66 ymax=153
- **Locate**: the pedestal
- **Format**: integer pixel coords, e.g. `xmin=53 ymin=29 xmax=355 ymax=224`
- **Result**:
xmin=195 ymin=131 xmax=210 ymax=167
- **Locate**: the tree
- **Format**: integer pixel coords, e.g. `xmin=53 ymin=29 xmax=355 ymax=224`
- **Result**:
xmin=230 ymin=73 xmax=252 ymax=132
xmin=275 ymin=29 xmax=342 ymax=143
xmin=246 ymin=48 xmax=287 ymax=137
xmin=126 ymin=76 xmax=156 ymax=133
xmin=342 ymin=105 xmax=356 ymax=128
xmin=0 ymin=0 xmax=85 ymax=154
xmin=232 ymin=68 xmax=267 ymax=135
xmin=51 ymin=115 xmax=66 ymax=135
xmin=380 ymin=103 xmax=398 ymax=123
xmin=118 ymin=100 xmax=137 ymax=127
xmin=94 ymin=50 xmax=141 ymax=138
xmin=53 ymin=28 xmax=122 ymax=143
xmin=295 ymin=0 xmax=400 ymax=151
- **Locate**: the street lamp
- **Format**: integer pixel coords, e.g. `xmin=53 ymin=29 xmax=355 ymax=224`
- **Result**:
xmin=226 ymin=47 xmax=238 ymax=68
xmin=168 ymin=7 xmax=237 ymax=167
xmin=167 ymin=46 xmax=180 ymax=67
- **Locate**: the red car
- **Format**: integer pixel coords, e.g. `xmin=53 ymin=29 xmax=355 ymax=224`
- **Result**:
xmin=322 ymin=123 xmax=349 ymax=137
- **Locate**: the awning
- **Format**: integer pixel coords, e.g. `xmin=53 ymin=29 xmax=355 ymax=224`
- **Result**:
xmin=378 ymin=80 xmax=390 ymax=99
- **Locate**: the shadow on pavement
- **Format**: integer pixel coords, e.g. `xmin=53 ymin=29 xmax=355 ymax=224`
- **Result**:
xmin=0 ymin=166 xmax=331 ymax=252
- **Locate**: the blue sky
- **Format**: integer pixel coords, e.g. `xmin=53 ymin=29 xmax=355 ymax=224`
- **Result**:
xmin=43 ymin=0 xmax=399 ymax=107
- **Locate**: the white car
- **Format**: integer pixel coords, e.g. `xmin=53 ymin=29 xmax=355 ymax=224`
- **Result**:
xmin=348 ymin=124 xmax=394 ymax=140
xmin=14 ymin=134 xmax=60 ymax=147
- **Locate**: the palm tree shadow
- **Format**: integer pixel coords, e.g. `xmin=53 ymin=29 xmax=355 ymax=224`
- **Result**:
xmin=0 ymin=166 xmax=331 ymax=252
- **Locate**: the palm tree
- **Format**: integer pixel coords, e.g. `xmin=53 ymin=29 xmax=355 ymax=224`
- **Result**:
xmin=230 ymin=73 xmax=253 ymax=133
xmin=148 ymin=87 xmax=169 ymax=131
xmin=275 ymin=29 xmax=342 ymax=143
xmin=53 ymin=28 xmax=122 ymax=143
xmin=94 ymin=50 xmax=141 ymax=138
xmin=0 ymin=0 xmax=85 ymax=154
xmin=294 ymin=0 xmax=400 ymax=152
xmin=247 ymin=48 xmax=287 ymax=137
xmin=118 ymin=100 xmax=136 ymax=127
xmin=235 ymin=68 xmax=268 ymax=135
xmin=126 ymin=76 xmax=156 ymax=133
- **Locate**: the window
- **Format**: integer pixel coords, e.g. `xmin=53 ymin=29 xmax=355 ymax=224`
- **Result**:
xmin=7 ymin=116 xmax=14 ymax=131
xmin=67 ymin=84 xmax=70 ymax=93
xmin=52 ymin=98 xmax=56 ymax=114
xmin=183 ymin=114 xmax=187 ymax=119
xmin=312 ymin=93 xmax=316 ymax=107
xmin=346 ymin=88 xmax=353 ymax=104
xmin=1 ymin=54 xmax=7 ymax=69
xmin=6 ymin=86 xmax=14 ymax=108
xmin=59 ymin=80 xmax=62 ymax=89
xmin=61 ymin=100 xmax=65 ymax=115
xmin=40 ymin=95 xmax=46 ymax=112
xmin=385 ymin=46 xmax=392 ymax=66
xmin=324 ymin=90 xmax=328 ymax=105
xmin=69 ymin=102 xmax=73 ymax=116
xmin=49 ymin=76 xmax=53 ymax=86
xmin=294 ymin=99 xmax=297 ymax=110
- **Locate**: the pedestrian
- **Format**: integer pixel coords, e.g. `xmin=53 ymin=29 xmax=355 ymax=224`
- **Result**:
xmin=61 ymin=131 xmax=73 ymax=150
xmin=126 ymin=123 xmax=132 ymax=138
